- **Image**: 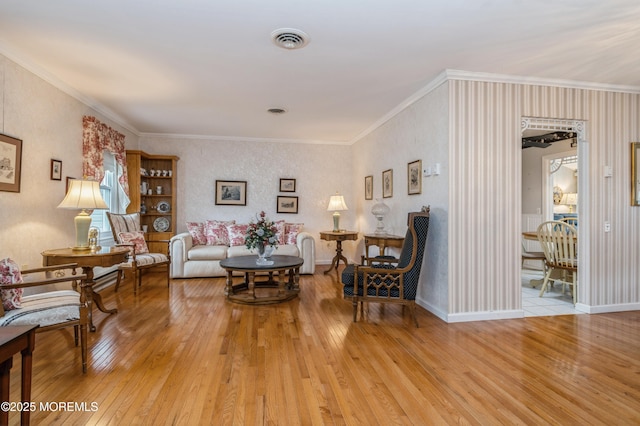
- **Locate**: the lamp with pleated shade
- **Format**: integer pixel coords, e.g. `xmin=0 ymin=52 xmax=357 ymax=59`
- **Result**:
xmin=327 ymin=193 xmax=348 ymax=232
xmin=57 ymin=179 xmax=108 ymax=250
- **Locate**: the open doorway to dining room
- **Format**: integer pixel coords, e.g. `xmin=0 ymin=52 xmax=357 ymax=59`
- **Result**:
xmin=520 ymin=117 xmax=588 ymax=317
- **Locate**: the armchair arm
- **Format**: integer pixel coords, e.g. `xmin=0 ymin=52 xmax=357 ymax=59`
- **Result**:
xmin=16 ymin=263 xmax=88 ymax=289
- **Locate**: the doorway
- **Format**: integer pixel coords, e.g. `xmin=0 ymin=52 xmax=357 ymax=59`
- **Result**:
xmin=521 ymin=117 xmax=588 ymax=316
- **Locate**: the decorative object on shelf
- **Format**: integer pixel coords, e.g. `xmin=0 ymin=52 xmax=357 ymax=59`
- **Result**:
xmin=279 ymin=178 xmax=296 ymax=192
xmin=88 ymin=226 xmax=101 ymax=251
xmin=50 ymin=159 xmax=62 ymax=181
xmin=382 ymin=169 xmax=393 ymax=198
xmin=140 ymin=201 xmax=147 ymax=214
xmin=141 ymin=181 xmax=148 ymax=194
xmin=277 ymin=196 xmax=298 ymax=214
xmin=407 ymin=159 xmax=422 ymax=195
xmin=371 ymin=199 xmax=391 ymax=235
xmin=245 ymin=211 xmax=278 ymax=265
xmin=153 ymin=216 xmax=170 ymax=232
xmin=215 ymin=180 xmax=247 ymax=205
xmin=57 ymin=179 xmax=108 ymax=250
xmin=157 ymin=201 xmax=171 ymax=213
xmin=156 ymin=185 xmax=162 ymax=195
xmin=327 ymin=192 xmax=348 ymax=232
xmin=0 ymin=133 xmax=22 ymax=193
xmin=364 ymin=175 xmax=373 ymax=200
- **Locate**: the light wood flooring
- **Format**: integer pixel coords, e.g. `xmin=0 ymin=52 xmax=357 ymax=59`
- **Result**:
xmin=6 ymin=268 xmax=640 ymax=425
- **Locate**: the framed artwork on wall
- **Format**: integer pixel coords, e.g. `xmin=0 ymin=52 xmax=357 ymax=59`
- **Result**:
xmin=408 ymin=160 xmax=422 ymax=195
xmin=382 ymin=169 xmax=393 ymax=198
xmin=364 ymin=175 xmax=373 ymax=200
xmin=277 ymin=196 xmax=298 ymax=213
xmin=279 ymin=178 xmax=296 ymax=192
xmin=51 ymin=159 xmax=62 ymax=180
xmin=0 ymin=133 xmax=22 ymax=193
xmin=215 ymin=180 xmax=247 ymax=205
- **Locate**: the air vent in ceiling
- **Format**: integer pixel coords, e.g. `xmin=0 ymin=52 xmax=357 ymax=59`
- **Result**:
xmin=271 ymin=28 xmax=309 ymax=50
xmin=267 ymin=108 xmax=287 ymax=114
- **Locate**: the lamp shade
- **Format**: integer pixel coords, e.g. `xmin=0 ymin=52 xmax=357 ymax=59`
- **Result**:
xmin=58 ymin=180 xmax=108 ymax=210
xmin=560 ymin=193 xmax=577 ymax=206
xmin=327 ymin=194 xmax=348 ymax=211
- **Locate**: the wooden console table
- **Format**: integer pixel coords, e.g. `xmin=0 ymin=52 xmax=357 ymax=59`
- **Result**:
xmin=319 ymin=231 xmax=358 ymax=274
xmin=0 ymin=325 xmax=37 ymax=426
xmin=364 ymin=234 xmax=405 ymax=258
xmin=41 ymin=246 xmax=130 ymax=332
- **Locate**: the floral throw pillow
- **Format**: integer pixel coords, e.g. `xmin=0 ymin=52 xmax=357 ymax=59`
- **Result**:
xmin=274 ymin=220 xmax=286 ymax=245
xmin=204 ymin=220 xmax=235 ymax=246
xmin=118 ymin=231 xmax=150 ymax=254
xmin=186 ymin=222 xmax=207 ymax=246
xmin=0 ymin=257 xmax=23 ymax=310
xmin=284 ymin=223 xmax=304 ymax=245
xmin=226 ymin=224 xmax=250 ymax=247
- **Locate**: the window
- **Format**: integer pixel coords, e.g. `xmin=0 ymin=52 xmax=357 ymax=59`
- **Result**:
xmin=90 ymin=151 xmax=124 ymax=243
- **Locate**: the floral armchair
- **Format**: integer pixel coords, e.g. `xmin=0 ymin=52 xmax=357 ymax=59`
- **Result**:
xmin=341 ymin=208 xmax=430 ymax=327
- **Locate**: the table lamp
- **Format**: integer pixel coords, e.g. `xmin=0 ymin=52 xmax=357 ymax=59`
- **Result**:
xmin=561 ymin=193 xmax=577 ymax=213
xmin=371 ymin=199 xmax=390 ymax=235
xmin=327 ymin=193 xmax=348 ymax=232
xmin=57 ymin=179 xmax=108 ymax=251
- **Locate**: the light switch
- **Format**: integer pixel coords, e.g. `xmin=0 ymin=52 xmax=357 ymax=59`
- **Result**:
xmin=424 ymin=167 xmax=432 ymax=177
xmin=434 ymin=163 xmax=441 ymax=176
xmin=604 ymin=166 xmax=613 ymax=177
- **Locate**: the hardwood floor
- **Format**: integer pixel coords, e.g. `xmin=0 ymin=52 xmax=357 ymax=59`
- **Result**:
xmin=6 ymin=269 xmax=640 ymax=425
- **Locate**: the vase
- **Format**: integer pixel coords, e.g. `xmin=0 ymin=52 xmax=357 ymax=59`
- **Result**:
xmin=256 ymin=242 xmax=273 ymax=265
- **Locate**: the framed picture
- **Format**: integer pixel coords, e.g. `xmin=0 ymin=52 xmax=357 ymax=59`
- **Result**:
xmin=215 ymin=180 xmax=247 ymax=205
xmin=408 ymin=160 xmax=422 ymax=195
xmin=277 ymin=196 xmax=298 ymax=214
xmin=0 ymin=133 xmax=22 ymax=193
xmin=51 ymin=159 xmax=62 ymax=180
xmin=364 ymin=175 xmax=373 ymax=200
xmin=382 ymin=169 xmax=393 ymax=198
xmin=280 ymin=178 xmax=296 ymax=192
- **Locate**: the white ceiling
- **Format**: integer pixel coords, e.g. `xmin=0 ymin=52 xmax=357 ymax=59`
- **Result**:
xmin=1 ymin=0 xmax=639 ymax=143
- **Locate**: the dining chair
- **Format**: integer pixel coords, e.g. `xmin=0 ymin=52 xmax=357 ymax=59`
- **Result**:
xmin=536 ymin=220 xmax=578 ymax=304
xmin=106 ymin=212 xmax=171 ymax=293
xmin=341 ymin=208 xmax=430 ymax=327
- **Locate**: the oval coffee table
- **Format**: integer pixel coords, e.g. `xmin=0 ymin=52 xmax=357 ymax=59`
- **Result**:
xmin=220 ymin=255 xmax=304 ymax=304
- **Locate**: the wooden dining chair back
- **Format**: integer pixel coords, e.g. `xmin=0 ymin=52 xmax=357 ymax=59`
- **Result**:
xmin=536 ymin=220 xmax=578 ymax=304
xmin=341 ymin=208 xmax=430 ymax=327
xmin=0 ymin=261 xmax=90 ymax=373
xmin=106 ymin=212 xmax=170 ymax=293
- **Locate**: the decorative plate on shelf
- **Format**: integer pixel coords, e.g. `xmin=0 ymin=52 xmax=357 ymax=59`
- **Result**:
xmin=157 ymin=201 xmax=171 ymax=213
xmin=153 ymin=217 xmax=170 ymax=232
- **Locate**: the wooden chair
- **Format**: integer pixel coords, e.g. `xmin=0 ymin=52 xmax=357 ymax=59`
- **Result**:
xmin=106 ymin=212 xmax=170 ymax=294
xmin=0 ymin=263 xmax=90 ymax=373
xmin=521 ymin=241 xmax=546 ymax=270
xmin=341 ymin=209 xmax=430 ymax=327
xmin=536 ymin=220 xmax=578 ymax=304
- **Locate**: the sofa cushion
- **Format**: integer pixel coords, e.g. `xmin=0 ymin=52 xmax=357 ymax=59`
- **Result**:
xmin=227 ymin=224 xmax=249 ymax=246
xmin=186 ymin=222 xmax=207 ymax=246
xmin=188 ymin=245 xmax=228 ymax=261
xmin=0 ymin=258 xmax=23 ymax=310
xmin=205 ymin=220 xmax=235 ymax=246
xmin=274 ymin=220 xmax=286 ymax=245
xmin=284 ymin=223 xmax=304 ymax=245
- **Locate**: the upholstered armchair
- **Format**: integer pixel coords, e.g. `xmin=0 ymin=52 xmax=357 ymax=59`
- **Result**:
xmin=106 ymin=212 xmax=170 ymax=293
xmin=341 ymin=208 xmax=430 ymax=327
xmin=0 ymin=261 xmax=90 ymax=373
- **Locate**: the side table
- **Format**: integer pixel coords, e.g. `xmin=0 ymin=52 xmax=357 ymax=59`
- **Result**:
xmin=0 ymin=325 xmax=37 ymax=426
xmin=41 ymin=246 xmax=130 ymax=332
xmin=319 ymin=231 xmax=358 ymax=274
xmin=364 ymin=234 xmax=405 ymax=258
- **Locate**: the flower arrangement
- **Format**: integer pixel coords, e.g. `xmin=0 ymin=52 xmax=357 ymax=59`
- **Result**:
xmin=245 ymin=211 xmax=279 ymax=250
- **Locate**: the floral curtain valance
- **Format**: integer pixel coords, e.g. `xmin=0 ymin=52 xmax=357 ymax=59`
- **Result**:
xmin=82 ymin=115 xmax=130 ymax=197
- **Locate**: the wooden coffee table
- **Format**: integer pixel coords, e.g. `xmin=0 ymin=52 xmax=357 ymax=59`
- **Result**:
xmin=220 ymin=255 xmax=303 ymax=304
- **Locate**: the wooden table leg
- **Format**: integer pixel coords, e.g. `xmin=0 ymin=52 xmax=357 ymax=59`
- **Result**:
xmin=82 ymin=266 xmax=118 ymax=332
xmin=324 ymin=240 xmax=348 ymax=274
xmin=0 ymin=358 xmax=12 ymax=426
xmin=224 ymin=270 xmax=233 ymax=297
xmin=20 ymin=329 xmax=36 ymax=426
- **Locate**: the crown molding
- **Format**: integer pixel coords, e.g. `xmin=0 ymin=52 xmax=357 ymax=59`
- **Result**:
xmin=139 ymin=132 xmax=350 ymax=146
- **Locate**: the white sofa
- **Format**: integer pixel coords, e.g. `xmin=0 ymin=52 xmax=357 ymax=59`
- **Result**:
xmin=170 ymin=232 xmax=316 ymax=278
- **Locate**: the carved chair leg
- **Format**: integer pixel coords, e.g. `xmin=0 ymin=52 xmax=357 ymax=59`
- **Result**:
xmin=410 ymin=303 xmax=419 ymax=328
xmin=114 ymin=270 xmax=123 ymax=292
xmin=80 ymin=324 xmax=88 ymax=374
xmin=352 ymin=298 xmax=358 ymax=322
xmin=74 ymin=325 xmax=79 ymax=346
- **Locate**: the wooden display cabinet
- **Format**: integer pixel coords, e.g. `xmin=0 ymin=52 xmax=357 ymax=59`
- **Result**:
xmin=126 ymin=150 xmax=179 ymax=255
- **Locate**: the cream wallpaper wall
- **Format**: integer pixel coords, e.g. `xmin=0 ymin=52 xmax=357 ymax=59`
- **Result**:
xmin=138 ymin=135 xmax=353 ymax=265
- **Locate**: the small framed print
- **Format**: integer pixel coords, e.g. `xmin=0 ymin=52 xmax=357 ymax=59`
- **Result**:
xmin=364 ymin=175 xmax=373 ymax=200
xmin=382 ymin=169 xmax=393 ymax=198
xmin=280 ymin=178 xmax=296 ymax=192
xmin=215 ymin=180 xmax=247 ymax=205
xmin=277 ymin=196 xmax=298 ymax=214
xmin=51 ymin=159 xmax=62 ymax=180
xmin=408 ymin=160 xmax=422 ymax=195
xmin=0 ymin=133 xmax=22 ymax=193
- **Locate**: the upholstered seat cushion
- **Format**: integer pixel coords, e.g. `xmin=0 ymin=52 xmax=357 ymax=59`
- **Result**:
xmin=0 ymin=290 xmax=80 ymax=327
xmin=188 ymin=245 xmax=228 ymax=261
xmin=120 ymin=253 xmax=168 ymax=268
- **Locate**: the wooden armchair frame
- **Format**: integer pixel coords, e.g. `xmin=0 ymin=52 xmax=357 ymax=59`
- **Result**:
xmin=342 ymin=209 xmax=430 ymax=327
xmin=0 ymin=263 xmax=90 ymax=373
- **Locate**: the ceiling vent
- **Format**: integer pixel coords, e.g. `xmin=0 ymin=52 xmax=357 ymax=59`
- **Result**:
xmin=271 ymin=28 xmax=309 ymax=50
xmin=267 ymin=107 xmax=287 ymax=115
